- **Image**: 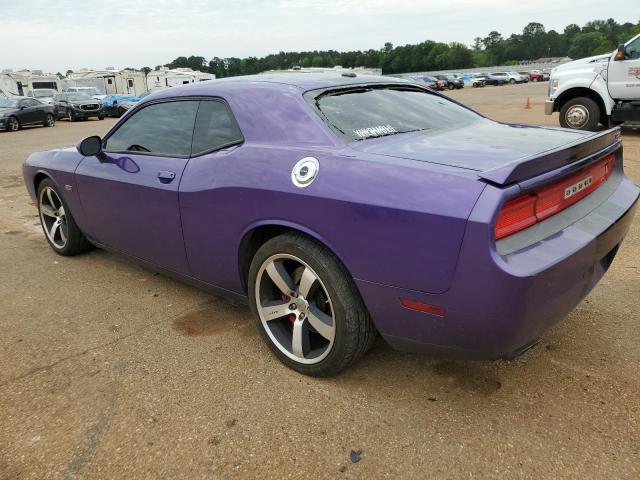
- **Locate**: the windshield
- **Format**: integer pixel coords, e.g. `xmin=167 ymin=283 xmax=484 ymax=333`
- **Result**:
xmin=33 ymin=89 xmax=57 ymax=98
xmin=309 ymin=85 xmax=480 ymax=141
xmin=67 ymin=93 xmax=92 ymax=101
xmin=0 ymin=98 xmax=19 ymax=108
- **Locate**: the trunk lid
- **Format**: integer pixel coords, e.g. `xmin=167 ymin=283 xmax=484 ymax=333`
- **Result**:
xmin=350 ymin=120 xmax=620 ymax=185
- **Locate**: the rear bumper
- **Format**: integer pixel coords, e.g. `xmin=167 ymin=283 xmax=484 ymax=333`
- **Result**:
xmin=359 ymin=171 xmax=639 ymax=359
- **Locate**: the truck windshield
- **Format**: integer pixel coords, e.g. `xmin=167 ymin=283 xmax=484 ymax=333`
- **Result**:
xmin=308 ymin=85 xmax=480 ymax=141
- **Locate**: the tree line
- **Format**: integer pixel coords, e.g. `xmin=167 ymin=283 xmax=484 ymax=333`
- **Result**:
xmin=159 ymin=18 xmax=639 ymax=77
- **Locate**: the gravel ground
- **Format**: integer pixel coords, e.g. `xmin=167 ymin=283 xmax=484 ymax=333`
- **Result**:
xmin=0 ymin=82 xmax=639 ymax=479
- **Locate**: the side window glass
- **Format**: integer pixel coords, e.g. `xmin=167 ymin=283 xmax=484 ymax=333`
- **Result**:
xmin=191 ymin=100 xmax=243 ymax=155
xmin=104 ymin=101 xmax=199 ymax=157
xmin=626 ymin=37 xmax=640 ymax=60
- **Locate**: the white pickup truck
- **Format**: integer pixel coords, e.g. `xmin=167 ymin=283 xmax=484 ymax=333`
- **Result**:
xmin=545 ymin=33 xmax=640 ymax=130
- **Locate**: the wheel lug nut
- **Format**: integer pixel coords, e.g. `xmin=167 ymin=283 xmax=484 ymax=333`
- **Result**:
xmin=299 ymin=312 xmax=305 ymax=320
xmin=289 ymin=303 xmax=297 ymax=310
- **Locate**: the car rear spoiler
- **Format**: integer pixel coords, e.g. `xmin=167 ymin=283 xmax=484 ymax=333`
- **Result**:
xmin=479 ymin=128 xmax=622 ymax=185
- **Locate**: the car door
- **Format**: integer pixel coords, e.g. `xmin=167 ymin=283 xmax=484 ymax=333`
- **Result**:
xmin=18 ymin=99 xmax=38 ymax=124
xmin=607 ymin=34 xmax=640 ymax=100
xmin=30 ymin=98 xmax=47 ymax=123
xmin=54 ymin=95 xmax=67 ymax=117
xmin=75 ymin=99 xmax=199 ymax=274
xmin=178 ymin=99 xmax=244 ymax=285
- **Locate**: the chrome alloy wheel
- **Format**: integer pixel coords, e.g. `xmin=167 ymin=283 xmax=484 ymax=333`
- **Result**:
xmin=255 ymin=254 xmax=336 ymax=364
xmin=8 ymin=117 xmax=19 ymax=131
xmin=565 ymin=104 xmax=589 ymax=129
xmin=39 ymin=186 xmax=68 ymax=249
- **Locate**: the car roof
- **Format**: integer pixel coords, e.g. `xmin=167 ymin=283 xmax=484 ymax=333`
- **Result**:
xmin=149 ymin=73 xmax=412 ymax=99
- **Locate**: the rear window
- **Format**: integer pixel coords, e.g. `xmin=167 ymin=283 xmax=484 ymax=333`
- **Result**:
xmin=307 ymin=85 xmax=480 ymax=141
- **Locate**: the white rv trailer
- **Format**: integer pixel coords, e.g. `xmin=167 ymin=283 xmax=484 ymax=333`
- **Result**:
xmin=146 ymin=68 xmax=215 ymax=91
xmin=261 ymin=66 xmax=383 ymax=76
xmin=0 ymin=69 xmax=61 ymax=97
xmin=66 ymin=68 xmax=147 ymax=96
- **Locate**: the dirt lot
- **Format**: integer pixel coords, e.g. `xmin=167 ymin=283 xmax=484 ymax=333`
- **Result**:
xmin=1 ymin=82 xmax=639 ymax=479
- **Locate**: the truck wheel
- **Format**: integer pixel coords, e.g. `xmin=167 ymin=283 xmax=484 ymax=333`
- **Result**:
xmin=559 ymin=97 xmax=600 ymax=130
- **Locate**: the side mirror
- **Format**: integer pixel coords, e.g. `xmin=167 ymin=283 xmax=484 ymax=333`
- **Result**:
xmin=614 ymin=44 xmax=626 ymax=61
xmin=78 ymin=136 xmax=102 ymax=156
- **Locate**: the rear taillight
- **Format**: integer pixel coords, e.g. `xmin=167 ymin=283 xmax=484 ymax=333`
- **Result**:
xmin=495 ymin=153 xmax=616 ymax=240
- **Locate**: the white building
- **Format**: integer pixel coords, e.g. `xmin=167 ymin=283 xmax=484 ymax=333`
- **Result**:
xmin=66 ymin=68 xmax=147 ymax=96
xmin=0 ymin=69 xmax=61 ymax=97
xmin=146 ymin=67 xmax=215 ymax=92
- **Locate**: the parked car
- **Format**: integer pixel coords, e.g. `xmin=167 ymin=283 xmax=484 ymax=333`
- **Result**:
xmin=22 ymin=74 xmax=639 ymax=376
xmin=31 ymin=89 xmax=58 ymax=105
xmin=53 ymin=93 xmax=105 ymax=121
xmin=519 ymin=71 xmax=545 ymax=82
xmin=434 ymin=75 xmax=464 ymax=90
xmin=481 ymin=73 xmax=506 ymax=86
xmin=458 ymin=74 xmax=485 ymax=88
xmin=414 ymin=76 xmax=447 ymax=90
xmin=0 ymin=96 xmax=55 ymax=132
xmin=492 ymin=72 xmax=527 ymax=84
xmin=102 ymin=91 xmax=150 ymax=117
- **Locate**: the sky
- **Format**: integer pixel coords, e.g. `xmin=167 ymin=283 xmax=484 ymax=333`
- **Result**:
xmin=1 ymin=0 xmax=637 ymax=73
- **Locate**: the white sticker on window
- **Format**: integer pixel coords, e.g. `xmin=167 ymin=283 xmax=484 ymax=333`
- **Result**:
xmin=353 ymin=125 xmax=397 ymax=139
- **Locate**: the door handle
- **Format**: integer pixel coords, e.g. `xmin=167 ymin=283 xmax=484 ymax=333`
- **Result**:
xmin=158 ymin=171 xmax=176 ymax=183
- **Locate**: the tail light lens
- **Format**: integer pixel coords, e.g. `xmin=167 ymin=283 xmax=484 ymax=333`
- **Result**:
xmin=495 ymin=153 xmax=616 ymax=240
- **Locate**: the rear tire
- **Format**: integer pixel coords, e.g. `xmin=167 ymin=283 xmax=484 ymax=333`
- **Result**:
xmin=43 ymin=113 xmax=55 ymax=127
xmin=559 ymin=97 xmax=600 ymax=131
xmin=37 ymin=179 xmax=93 ymax=256
xmin=248 ymin=233 xmax=376 ymax=376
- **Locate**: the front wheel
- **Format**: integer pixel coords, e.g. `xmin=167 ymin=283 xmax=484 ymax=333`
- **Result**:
xmin=37 ymin=179 xmax=93 ymax=256
xmin=248 ymin=233 xmax=376 ymax=376
xmin=509 ymin=78 xmax=516 ymax=84
xmin=7 ymin=116 xmax=20 ymax=132
xmin=559 ymin=97 xmax=600 ymax=130
xmin=98 ymin=115 xmax=105 ymax=120
xmin=67 ymin=109 xmax=75 ymax=122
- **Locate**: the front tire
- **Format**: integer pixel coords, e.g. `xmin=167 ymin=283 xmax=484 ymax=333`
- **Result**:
xmin=559 ymin=97 xmax=600 ymax=131
xmin=43 ymin=113 xmax=55 ymax=127
xmin=7 ymin=116 xmax=19 ymax=132
xmin=509 ymin=78 xmax=516 ymax=84
xmin=67 ymin=109 xmax=75 ymax=122
xmin=37 ymin=179 xmax=93 ymax=256
xmin=248 ymin=233 xmax=376 ymax=376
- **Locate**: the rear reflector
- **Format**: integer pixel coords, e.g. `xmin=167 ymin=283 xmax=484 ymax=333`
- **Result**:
xmin=399 ymin=299 xmax=445 ymax=317
xmin=495 ymin=153 xmax=616 ymax=240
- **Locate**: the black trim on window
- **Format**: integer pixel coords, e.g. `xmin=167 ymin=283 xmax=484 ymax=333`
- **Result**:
xmin=102 ymin=96 xmax=244 ymax=159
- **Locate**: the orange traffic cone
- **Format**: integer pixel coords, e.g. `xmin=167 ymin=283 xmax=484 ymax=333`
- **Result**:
xmin=524 ymin=97 xmax=532 ymax=109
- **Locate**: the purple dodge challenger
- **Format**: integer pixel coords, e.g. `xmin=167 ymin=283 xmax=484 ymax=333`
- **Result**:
xmin=23 ymin=74 xmax=639 ymax=376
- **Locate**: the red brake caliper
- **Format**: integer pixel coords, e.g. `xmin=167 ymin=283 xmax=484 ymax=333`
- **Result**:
xmin=282 ymin=293 xmax=297 ymax=323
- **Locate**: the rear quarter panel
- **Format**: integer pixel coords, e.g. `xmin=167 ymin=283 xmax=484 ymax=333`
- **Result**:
xmin=179 ymin=146 xmax=485 ymax=295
